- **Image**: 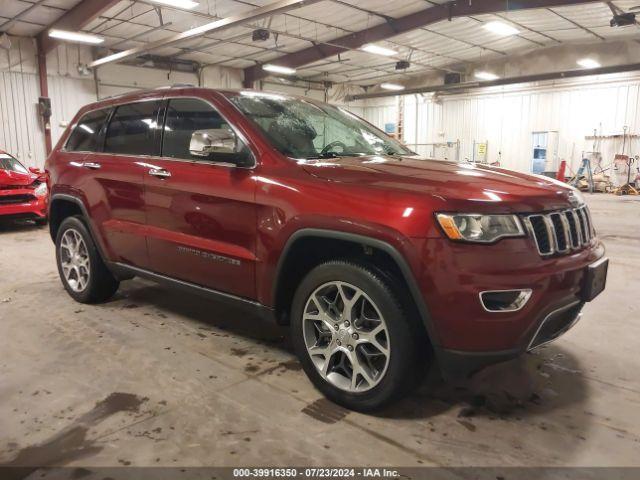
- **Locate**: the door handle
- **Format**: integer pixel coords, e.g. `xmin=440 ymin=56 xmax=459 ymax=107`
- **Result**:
xmin=81 ymin=162 xmax=101 ymax=170
xmin=148 ymin=168 xmax=171 ymax=179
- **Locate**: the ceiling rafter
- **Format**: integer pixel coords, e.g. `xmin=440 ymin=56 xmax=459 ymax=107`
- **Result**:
xmin=243 ymin=0 xmax=602 ymax=86
xmin=37 ymin=0 xmax=122 ymax=54
xmin=491 ymin=12 xmax=562 ymax=45
xmin=132 ymin=0 xmax=471 ymax=73
xmin=0 ymin=0 xmax=48 ymax=32
xmin=546 ymin=7 xmax=606 ymax=40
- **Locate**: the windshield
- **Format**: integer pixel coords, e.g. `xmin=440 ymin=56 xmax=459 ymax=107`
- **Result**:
xmin=0 ymin=153 xmax=28 ymax=174
xmin=227 ymin=92 xmax=414 ymax=160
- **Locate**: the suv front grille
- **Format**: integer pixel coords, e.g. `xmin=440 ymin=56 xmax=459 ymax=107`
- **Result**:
xmin=0 ymin=194 xmax=35 ymax=205
xmin=524 ymin=206 xmax=594 ymax=257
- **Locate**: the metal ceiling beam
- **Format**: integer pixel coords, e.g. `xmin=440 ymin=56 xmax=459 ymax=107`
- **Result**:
xmin=88 ymin=0 xmax=321 ymax=68
xmin=37 ymin=0 xmax=121 ymax=54
xmin=346 ymin=62 xmax=640 ymax=101
xmin=243 ymin=0 xmax=601 ymax=87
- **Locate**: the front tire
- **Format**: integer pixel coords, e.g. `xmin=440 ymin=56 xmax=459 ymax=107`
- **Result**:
xmin=291 ymin=260 xmax=428 ymax=411
xmin=55 ymin=216 xmax=119 ymax=303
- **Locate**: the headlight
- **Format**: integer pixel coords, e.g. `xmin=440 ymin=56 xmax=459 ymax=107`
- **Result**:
xmin=34 ymin=182 xmax=48 ymax=197
xmin=570 ymin=187 xmax=585 ymax=206
xmin=436 ymin=213 xmax=524 ymax=243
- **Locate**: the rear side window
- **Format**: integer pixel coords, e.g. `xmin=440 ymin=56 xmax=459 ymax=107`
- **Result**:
xmin=105 ymin=101 xmax=161 ymax=156
xmin=162 ymin=98 xmax=233 ymax=160
xmin=65 ymin=109 xmax=110 ymax=152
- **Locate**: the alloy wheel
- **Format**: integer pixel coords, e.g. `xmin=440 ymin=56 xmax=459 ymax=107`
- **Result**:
xmin=59 ymin=228 xmax=91 ymax=293
xmin=302 ymin=281 xmax=390 ymax=392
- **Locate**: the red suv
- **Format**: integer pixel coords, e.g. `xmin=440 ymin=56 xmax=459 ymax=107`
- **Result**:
xmin=46 ymin=86 xmax=608 ymax=411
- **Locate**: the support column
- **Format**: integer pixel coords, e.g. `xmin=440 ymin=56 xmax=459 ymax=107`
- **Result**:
xmin=36 ymin=37 xmax=52 ymax=155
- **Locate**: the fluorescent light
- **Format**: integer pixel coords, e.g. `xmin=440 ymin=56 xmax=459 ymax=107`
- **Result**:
xmin=48 ymin=29 xmax=104 ymax=45
xmin=146 ymin=0 xmax=199 ymax=8
xmin=475 ymin=71 xmax=499 ymax=81
xmin=380 ymin=83 xmax=405 ymax=91
xmin=577 ymin=58 xmax=601 ymax=69
xmin=483 ymin=21 xmax=520 ymax=36
xmin=361 ymin=44 xmax=397 ymax=57
xmin=263 ymin=64 xmax=296 ymax=75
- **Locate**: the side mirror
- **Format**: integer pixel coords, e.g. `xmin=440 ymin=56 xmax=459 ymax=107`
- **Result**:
xmin=28 ymin=167 xmax=41 ymax=174
xmin=190 ymin=129 xmax=237 ymax=157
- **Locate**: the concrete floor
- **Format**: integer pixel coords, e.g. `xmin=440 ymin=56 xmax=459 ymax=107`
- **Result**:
xmin=0 ymin=194 xmax=639 ymax=469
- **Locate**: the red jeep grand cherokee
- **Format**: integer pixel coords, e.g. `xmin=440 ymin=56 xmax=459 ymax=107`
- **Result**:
xmin=46 ymin=87 xmax=608 ymax=410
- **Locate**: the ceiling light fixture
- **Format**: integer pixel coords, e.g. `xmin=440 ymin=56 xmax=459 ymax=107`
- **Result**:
xmin=48 ymin=29 xmax=104 ymax=45
xmin=475 ymin=71 xmax=500 ymax=81
xmin=361 ymin=44 xmax=398 ymax=56
xmin=146 ymin=0 xmax=199 ymax=9
xmin=263 ymin=64 xmax=296 ymax=75
xmin=483 ymin=21 xmax=520 ymax=36
xmin=577 ymin=58 xmax=601 ymax=69
xmin=380 ymin=83 xmax=405 ymax=91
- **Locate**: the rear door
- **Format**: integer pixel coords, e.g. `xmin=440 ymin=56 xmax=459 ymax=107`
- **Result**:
xmin=143 ymin=96 xmax=257 ymax=299
xmin=75 ymin=100 xmax=162 ymax=268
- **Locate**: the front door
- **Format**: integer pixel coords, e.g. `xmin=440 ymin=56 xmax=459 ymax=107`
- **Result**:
xmin=143 ymin=97 xmax=257 ymax=299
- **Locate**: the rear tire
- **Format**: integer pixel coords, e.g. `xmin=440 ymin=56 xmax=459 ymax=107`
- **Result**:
xmin=291 ymin=260 xmax=428 ymax=411
xmin=55 ymin=216 xmax=119 ymax=303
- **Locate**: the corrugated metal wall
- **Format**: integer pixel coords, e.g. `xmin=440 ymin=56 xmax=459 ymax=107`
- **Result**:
xmin=0 ymin=71 xmax=96 ymax=169
xmin=364 ymin=73 xmax=640 ymax=181
xmin=0 ymin=71 xmax=43 ymax=168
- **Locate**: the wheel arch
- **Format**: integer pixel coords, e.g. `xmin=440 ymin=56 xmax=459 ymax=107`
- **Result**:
xmin=49 ymin=194 xmax=110 ymax=265
xmin=49 ymin=194 xmax=85 ymax=241
xmin=272 ymin=228 xmax=440 ymax=347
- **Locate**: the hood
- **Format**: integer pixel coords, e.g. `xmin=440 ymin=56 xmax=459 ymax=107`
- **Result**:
xmin=300 ymin=155 xmax=579 ymax=212
xmin=0 ymin=168 xmax=38 ymax=188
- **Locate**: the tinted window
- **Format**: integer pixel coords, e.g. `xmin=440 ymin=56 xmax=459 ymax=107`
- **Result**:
xmin=105 ymin=101 xmax=161 ymax=155
xmin=162 ymin=98 xmax=248 ymax=162
xmin=66 ymin=109 xmax=110 ymax=152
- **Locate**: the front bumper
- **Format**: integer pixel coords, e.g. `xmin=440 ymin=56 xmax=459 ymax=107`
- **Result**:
xmin=437 ymin=300 xmax=584 ymax=379
xmin=0 ymin=189 xmax=47 ymax=219
xmin=409 ymin=236 xmax=607 ymax=379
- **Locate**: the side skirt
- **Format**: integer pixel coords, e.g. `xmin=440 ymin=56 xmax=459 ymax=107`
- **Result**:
xmin=109 ymin=262 xmax=276 ymax=323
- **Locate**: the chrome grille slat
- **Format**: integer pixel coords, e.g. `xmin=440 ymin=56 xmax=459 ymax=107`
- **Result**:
xmin=577 ymin=208 xmax=589 ymax=243
xmin=564 ymin=210 xmax=580 ymax=248
xmin=569 ymin=210 xmax=583 ymax=246
xmin=525 ymin=205 xmax=595 ymax=257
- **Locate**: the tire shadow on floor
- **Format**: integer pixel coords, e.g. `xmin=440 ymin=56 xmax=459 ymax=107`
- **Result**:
xmin=377 ymin=345 xmax=589 ymax=421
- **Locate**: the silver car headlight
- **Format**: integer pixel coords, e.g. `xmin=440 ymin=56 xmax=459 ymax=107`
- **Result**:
xmin=436 ymin=213 xmax=525 ymax=243
xmin=34 ymin=182 xmax=48 ymax=198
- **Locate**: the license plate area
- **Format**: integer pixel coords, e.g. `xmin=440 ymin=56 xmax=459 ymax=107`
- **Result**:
xmin=581 ymin=257 xmax=608 ymax=302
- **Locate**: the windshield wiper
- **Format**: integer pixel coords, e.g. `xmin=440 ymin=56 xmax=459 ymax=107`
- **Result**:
xmin=304 ymin=152 xmax=342 ymax=159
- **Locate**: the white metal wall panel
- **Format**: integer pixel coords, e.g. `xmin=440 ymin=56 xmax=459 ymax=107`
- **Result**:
xmin=0 ymin=71 xmax=95 ymax=168
xmin=363 ymin=75 xmax=640 ymax=179
xmin=0 ymin=71 xmax=44 ymax=168
xmin=48 ymin=75 xmax=97 ymax=150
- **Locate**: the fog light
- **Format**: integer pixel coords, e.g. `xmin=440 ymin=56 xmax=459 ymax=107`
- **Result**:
xmin=479 ymin=289 xmax=532 ymax=312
